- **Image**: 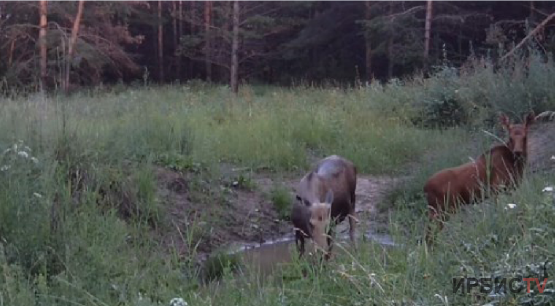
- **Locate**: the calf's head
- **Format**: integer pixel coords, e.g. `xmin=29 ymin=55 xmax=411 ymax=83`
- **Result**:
xmin=500 ymin=112 xmax=535 ymax=157
xmin=308 ymin=190 xmax=333 ymax=254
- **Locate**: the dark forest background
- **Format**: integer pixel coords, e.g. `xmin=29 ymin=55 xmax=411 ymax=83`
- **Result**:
xmin=1 ymin=1 xmax=555 ymax=93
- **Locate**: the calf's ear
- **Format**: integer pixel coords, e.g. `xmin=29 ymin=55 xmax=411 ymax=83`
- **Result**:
xmin=524 ymin=111 xmax=535 ymax=128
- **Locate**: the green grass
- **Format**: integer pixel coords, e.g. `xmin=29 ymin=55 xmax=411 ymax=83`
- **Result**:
xmin=0 ymin=84 xmax=468 ymax=176
xmin=1 ymin=51 xmax=555 ymax=305
xmin=193 ymin=173 xmax=555 ymax=306
xmin=269 ymin=184 xmax=293 ymax=221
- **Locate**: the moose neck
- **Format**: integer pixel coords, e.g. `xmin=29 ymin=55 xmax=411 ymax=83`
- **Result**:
xmin=488 ymin=144 xmax=527 ymax=180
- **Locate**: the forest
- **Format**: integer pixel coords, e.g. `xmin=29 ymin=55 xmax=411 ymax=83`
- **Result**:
xmin=1 ymin=1 xmax=555 ymax=92
xmin=1 ymin=1 xmax=555 ymax=306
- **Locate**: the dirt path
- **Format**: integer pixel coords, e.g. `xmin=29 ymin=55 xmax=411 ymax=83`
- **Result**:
xmin=154 ymin=163 xmax=408 ymax=264
xmin=343 ymin=175 xmax=405 ymax=237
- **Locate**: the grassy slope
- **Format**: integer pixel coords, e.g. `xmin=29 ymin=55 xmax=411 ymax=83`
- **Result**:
xmin=1 ymin=54 xmax=555 ymax=306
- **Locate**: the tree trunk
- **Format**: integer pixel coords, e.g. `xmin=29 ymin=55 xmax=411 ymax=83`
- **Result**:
xmin=230 ymin=0 xmax=240 ymax=94
xmin=529 ymin=1 xmax=535 ymax=21
xmin=177 ymin=0 xmax=183 ymax=79
xmin=204 ymin=1 xmax=212 ymax=82
xmin=8 ymin=39 xmax=15 ymax=66
xmin=364 ymin=1 xmax=372 ymax=82
xmin=189 ymin=1 xmax=195 ymax=78
xmin=172 ymin=1 xmax=178 ymax=80
xmin=501 ymin=11 xmax=555 ymax=61
xmin=39 ymin=0 xmax=48 ymax=87
xmin=529 ymin=1 xmax=544 ymax=43
xmin=387 ymin=2 xmax=394 ymax=79
xmin=158 ymin=1 xmax=164 ymax=82
xmin=65 ymin=0 xmax=85 ymax=93
xmin=424 ymin=0 xmax=433 ymax=68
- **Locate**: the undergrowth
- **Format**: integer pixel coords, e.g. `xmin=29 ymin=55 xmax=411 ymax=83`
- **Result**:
xmin=0 ymin=51 xmax=554 ymax=305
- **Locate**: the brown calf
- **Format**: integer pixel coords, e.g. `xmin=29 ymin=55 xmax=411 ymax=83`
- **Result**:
xmin=424 ymin=112 xmax=535 ymax=245
xmin=291 ymin=155 xmax=357 ymax=259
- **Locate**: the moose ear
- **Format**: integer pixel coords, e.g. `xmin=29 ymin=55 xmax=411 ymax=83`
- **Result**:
xmin=499 ymin=113 xmax=511 ymax=130
xmin=295 ymin=195 xmax=302 ymax=202
xmin=324 ymin=189 xmax=334 ymax=205
xmin=524 ymin=111 xmax=535 ymax=127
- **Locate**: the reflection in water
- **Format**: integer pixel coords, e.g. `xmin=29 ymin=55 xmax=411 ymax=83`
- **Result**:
xmin=230 ymin=231 xmax=398 ymax=279
xmin=239 ymin=240 xmax=294 ymax=278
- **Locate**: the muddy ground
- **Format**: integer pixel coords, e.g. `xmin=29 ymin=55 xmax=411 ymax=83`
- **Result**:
xmin=153 ymin=163 xmax=407 ymax=263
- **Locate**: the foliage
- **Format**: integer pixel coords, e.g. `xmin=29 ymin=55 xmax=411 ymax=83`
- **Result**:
xmin=0 ymin=51 xmax=554 ymax=305
xmin=2 ymin=1 xmax=555 ymax=90
xmin=372 ymin=50 xmax=555 ymax=129
xmin=269 ymin=185 xmax=293 ymax=221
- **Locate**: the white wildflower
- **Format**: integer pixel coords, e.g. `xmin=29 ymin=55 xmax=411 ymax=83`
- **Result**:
xmin=552 ymin=155 xmax=555 ymax=161
xmin=543 ymin=186 xmax=554 ymax=193
xmin=169 ymin=297 xmax=188 ymax=306
xmin=0 ymin=165 xmax=10 ymax=172
xmin=33 ymin=193 xmax=42 ymax=199
xmin=505 ymin=203 xmax=517 ymax=210
xmin=30 ymin=157 xmax=39 ymax=164
xmin=17 ymin=151 xmax=29 ymax=158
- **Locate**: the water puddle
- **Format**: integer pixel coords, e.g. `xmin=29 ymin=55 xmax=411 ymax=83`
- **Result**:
xmin=227 ymin=231 xmax=399 ymax=279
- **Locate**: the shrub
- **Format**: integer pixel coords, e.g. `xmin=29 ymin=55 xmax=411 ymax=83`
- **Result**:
xmin=270 ymin=185 xmax=293 ymax=220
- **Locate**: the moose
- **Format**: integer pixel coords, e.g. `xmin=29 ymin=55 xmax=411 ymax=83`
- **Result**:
xmin=424 ymin=112 xmax=535 ymax=246
xmin=291 ymin=155 xmax=357 ymax=259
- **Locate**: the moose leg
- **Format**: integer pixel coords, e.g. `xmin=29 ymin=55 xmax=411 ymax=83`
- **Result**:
xmin=424 ymin=215 xmax=435 ymax=246
xmin=325 ymin=226 xmax=334 ymax=260
xmin=350 ymin=189 xmax=357 ymax=242
xmin=295 ymin=230 xmax=305 ymax=258
xmin=425 ymin=207 xmax=446 ymax=247
xmin=348 ymin=206 xmax=357 ymax=249
xmin=426 ymin=209 xmax=451 ymax=246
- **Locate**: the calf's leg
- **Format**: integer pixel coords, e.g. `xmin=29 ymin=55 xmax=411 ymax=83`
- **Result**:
xmin=348 ymin=207 xmax=357 ymax=248
xmin=295 ymin=230 xmax=305 ymax=258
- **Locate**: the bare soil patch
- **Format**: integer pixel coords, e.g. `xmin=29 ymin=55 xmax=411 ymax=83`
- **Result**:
xmin=153 ymin=164 xmax=406 ymax=261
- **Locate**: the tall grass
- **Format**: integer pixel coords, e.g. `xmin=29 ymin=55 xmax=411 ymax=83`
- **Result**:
xmin=193 ymin=160 xmax=555 ymax=306
xmin=0 ymin=51 xmax=554 ymax=305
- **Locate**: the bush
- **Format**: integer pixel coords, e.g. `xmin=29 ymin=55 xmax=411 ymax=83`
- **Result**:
xmin=377 ymin=49 xmax=555 ymax=130
xmin=270 ymin=185 xmax=293 ymax=220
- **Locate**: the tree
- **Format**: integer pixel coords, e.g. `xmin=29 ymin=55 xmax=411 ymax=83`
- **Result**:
xmin=387 ymin=2 xmax=394 ymax=79
xmin=364 ymin=1 xmax=372 ymax=82
xmin=39 ymin=0 xmax=47 ymax=87
xmin=179 ymin=2 xmax=302 ymax=85
xmin=230 ymin=0 xmax=239 ymax=93
xmin=500 ymin=11 xmax=555 ymax=61
xmin=204 ymin=1 xmax=212 ymax=81
xmin=176 ymin=1 xmax=182 ymax=79
xmin=158 ymin=1 xmax=164 ymax=81
xmin=65 ymin=0 xmax=85 ymax=93
xmin=1 ymin=1 xmax=555 ymax=92
xmin=424 ymin=0 xmax=433 ymax=70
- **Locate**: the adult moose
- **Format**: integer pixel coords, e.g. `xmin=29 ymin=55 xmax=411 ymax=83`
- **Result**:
xmin=424 ymin=112 xmax=535 ymax=246
xmin=291 ymin=155 xmax=357 ymax=259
